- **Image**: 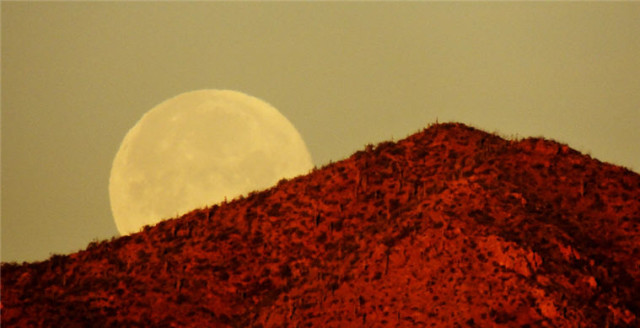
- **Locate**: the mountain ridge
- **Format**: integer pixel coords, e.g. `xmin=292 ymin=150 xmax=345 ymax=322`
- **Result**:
xmin=2 ymin=122 xmax=639 ymax=327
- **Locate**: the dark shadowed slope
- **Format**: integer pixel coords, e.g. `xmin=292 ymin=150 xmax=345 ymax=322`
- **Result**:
xmin=2 ymin=123 xmax=639 ymax=327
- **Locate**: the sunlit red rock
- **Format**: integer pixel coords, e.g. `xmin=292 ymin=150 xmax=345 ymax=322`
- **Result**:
xmin=2 ymin=123 xmax=639 ymax=327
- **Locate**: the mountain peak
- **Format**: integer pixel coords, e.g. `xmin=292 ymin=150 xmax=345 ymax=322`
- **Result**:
xmin=3 ymin=122 xmax=639 ymax=327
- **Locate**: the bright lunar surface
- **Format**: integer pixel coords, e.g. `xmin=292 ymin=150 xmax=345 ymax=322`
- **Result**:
xmin=109 ymin=90 xmax=314 ymax=235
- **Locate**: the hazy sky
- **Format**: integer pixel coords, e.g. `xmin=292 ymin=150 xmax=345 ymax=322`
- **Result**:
xmin=2 ymin=2 xmax=639 ymax=263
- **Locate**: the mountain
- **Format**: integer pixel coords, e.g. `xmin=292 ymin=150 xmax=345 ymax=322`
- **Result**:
xmin=2 ymin=123 xmax=639 ymax=327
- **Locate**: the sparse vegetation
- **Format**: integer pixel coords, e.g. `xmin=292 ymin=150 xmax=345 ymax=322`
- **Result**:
xmin=2 ymin=123 xmax=639 ymax=327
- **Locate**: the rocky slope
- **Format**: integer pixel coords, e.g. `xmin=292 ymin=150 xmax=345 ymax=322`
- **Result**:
xmin=2 ymin=123 xmax=639 ymax=327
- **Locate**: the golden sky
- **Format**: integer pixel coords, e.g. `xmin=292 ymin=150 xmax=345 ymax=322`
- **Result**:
xmin=2 ymin=2 xmax=639 ymax=262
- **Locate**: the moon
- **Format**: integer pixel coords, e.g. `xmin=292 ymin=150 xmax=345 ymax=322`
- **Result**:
xmin=109 ymin=90 xmax=314 ymax=235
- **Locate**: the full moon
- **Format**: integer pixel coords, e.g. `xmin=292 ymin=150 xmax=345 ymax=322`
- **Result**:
xmin=109 ymin=90 xmax=314 ymax=235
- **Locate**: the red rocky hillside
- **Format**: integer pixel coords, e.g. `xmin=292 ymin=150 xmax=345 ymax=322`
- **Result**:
xmin=2 ymin=123 xmax=639 ymax=327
